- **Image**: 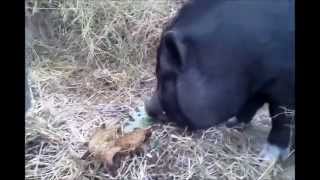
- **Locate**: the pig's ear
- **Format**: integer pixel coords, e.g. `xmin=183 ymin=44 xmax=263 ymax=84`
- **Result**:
xmin=163 ymin=31 xmax=187 ymax=69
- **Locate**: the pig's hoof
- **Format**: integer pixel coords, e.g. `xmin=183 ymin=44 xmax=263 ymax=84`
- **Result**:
xmin=258 ymin=143 xmax=289 ymax=162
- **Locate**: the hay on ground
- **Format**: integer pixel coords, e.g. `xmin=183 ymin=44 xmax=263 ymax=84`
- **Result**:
xmin=25 ymin=0 xmax=294 ymax=179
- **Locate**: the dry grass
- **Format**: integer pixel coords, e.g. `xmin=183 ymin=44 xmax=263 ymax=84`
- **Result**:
xmin=25 ymin=0 xmax=294 ymax=179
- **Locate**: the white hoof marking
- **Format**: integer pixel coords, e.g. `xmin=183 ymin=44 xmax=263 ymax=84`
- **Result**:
xmin=259 ymin=143 xmax=289 ymax=162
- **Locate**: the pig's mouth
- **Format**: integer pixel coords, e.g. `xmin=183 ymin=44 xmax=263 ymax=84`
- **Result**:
xmin=144 ymin=95 xmax=169 ymax=123
xmin=144 ymin=92 xmax=193 ymax=129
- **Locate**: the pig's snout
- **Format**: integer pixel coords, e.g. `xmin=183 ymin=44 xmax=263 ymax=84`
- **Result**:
xmin=144 ymin=95 xmax=168 ymax=122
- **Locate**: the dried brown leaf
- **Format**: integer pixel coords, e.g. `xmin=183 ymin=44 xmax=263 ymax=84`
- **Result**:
xmin=85 ymin=126 xmax=152 ymax=175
